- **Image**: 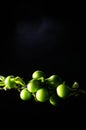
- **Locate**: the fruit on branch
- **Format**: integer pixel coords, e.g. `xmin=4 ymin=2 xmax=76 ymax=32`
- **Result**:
xmin=0 ymin=69 xmax=85 ymax=107
xmin=56 ymin=83 xmax=70 ymax=99
xmin=4 ymin=76 xmax=16 ymax=89
xmin=36 ymin=88 xmax=49 ymax=102
xmin=49 ymin=93 xmax=61 ymax=106
xmin=27 ymin=79 xmax=41 ymax=93
xmin=20 ymin=88 xmax=32 ymax=101
xmin=32 ymin=70 xmax=46 ymax=79
xmin=45 ymin=74 xmax=62 ymax=88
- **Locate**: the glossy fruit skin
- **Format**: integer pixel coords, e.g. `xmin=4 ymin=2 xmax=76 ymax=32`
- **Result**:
xmin=27 ymin=79 xmax=41 ymax=93
xmin=20 ymin=88 xmax=32 ymax=101
xmin=4 ymin=76 xmax=16 ymax=89
xmin=49 ymin=94 xmax=60 ymax=106
xmin=56 ymin=83 xmax=70 ymax=99
xmin=36 ymin=88 xmax=49 ymax=102
xmin=32 ymin=70 xmax=46 ymax=79
xmin=46 ymin=74 xmax=62 ymax=88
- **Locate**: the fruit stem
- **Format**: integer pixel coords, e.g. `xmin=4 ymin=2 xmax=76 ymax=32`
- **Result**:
xmin=78 ymin=89 xmax=86 ymax=94
xmin=68 ymin=88 xmax=86 ymax=98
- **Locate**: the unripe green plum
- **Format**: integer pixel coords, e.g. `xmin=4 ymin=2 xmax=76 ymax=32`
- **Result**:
xmin=4 ymin=76 xmax=16 ymax=89
xmin=49 ymin=94 xmax=61 ymax=106
xmin=36 ymin=88 xmax=49 ymax=102
xmin=20 ymin=88 xmax=32 ymax=101
xmin=27 ymin=79 xmax=41 ymax=93
xmin=32 ymin=70 xmax=46 ymax=79
xmin=46 ymin=74 xmax=62 ymax=88
xmin=56 ymin=83 xmax=70 ymax=99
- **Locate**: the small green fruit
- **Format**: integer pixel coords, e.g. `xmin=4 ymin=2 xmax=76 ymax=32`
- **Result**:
xmin=20 ymin=88 xmax=32 ymax=101
xmin=46 ymin=74 xmax=62 ymax=88
xmin=32 ymin=70 xmax=46 ymax=79
xmin=36 ymin=88 xmax=49 ymax=102
xmin=56 ymin=83 xmax=70 ymax=99
xmin=4 ymin=76 xmax=16 ymax=89
xmin=49 ymin=94 xmax=61 ymax=106
xmin=27 ymin=79 xmax=41 ymax=93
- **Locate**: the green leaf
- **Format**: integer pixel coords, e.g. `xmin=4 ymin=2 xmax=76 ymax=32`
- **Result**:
xmin=12 ymin=76 xmax=26 ymax=86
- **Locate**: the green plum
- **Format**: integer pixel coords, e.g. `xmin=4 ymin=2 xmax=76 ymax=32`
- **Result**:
xmin=27 ymin=79 xmax=41 ymax=93
xmin=32 ymin=70 xmax=46 ymax=79
xmin=20 ymin=88 xmax=32 ymax=101
xmin=36 ymin=88 xmax=49 ymax=102
xmin=46 ymin=74 xmax=62 ymax=88
xmin=4 ymin=76 xmax=16 ymax=89
xmin=56 ymin=83 xmax=70 ymax=99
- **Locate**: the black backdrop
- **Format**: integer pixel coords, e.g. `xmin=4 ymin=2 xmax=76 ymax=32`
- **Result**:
xmin=0 ymin=2 xmax=86 ymax=127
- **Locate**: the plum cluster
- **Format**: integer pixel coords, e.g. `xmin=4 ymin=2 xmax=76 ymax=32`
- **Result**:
xmin=0 ymin=70 xmax=82 ymax=106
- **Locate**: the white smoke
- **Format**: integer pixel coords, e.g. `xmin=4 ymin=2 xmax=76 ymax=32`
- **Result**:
xmin=16 ymin=17 xmax=64 ymax=46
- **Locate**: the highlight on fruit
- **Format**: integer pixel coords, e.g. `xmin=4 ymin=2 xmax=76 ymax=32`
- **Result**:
xmin=0 ymin=70 xmax=86 ymax=106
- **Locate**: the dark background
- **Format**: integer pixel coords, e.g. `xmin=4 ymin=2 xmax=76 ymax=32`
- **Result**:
xmin=0 ymin=1 xmax=86 ymax=127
